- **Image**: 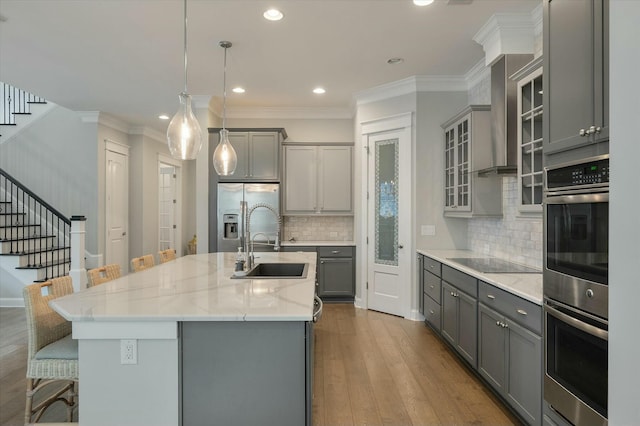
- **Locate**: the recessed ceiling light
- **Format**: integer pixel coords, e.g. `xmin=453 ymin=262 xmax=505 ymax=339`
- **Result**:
xmin=313 ymin=87 xmax=326 ymax=94
xmin=263 ymin=9 xmax=284 ymax=21
xmin=387 ymin=57 xmax=404 ymax=65
xmin=413 ymin=0 xmax=434 ymax=6
xmin=232 ymin=87 xmax=246 ymax=94
xmin=159 ymin=114 xmax=170 ymax=120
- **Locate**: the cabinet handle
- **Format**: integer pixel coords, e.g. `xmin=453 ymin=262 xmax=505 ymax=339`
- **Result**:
xmin=429 ymin=285 xmax=435 ymax=289
xmin=320 ymin=261 xmax=324 ymax=264
xmin=331 ymin=250 xmax=340 ymax=254
xmin=496 ymin=320 xmax=501 ymax=326
xmin=487 ymin=294 xmax=496 ymax=300
xmin=516 ymin=309 xmax=528 ymax=316
xmin=450 ymin=291 xmax=455 ymax=297
xmin=595 ymin=126 xmax=602 ymax=134
xmin=579 ymin=128 xmax=587 ymax=137
xmin=429 ymin=310 xmax=435 ymax=315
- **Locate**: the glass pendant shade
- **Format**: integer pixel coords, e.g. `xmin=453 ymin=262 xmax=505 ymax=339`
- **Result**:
xmin=167 ymin=92 xmax=203 ymax=160
xmin=213 ymin=128 xmax=237 ymax=176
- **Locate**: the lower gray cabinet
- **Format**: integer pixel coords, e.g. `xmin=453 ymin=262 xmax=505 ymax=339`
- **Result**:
xmin=317 ymin=257 xmax=353 ymax=298
xmin=441 ymin=280 xmax=478 ymax=368
xmin=479 ymin=302 xmax=542 ymax=425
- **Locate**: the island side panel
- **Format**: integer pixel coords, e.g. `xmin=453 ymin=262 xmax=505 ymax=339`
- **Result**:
xmin=181 ymin=321 xmax=308 ymax=426
xmin=77 ymin=331 xmax=179 ymax=425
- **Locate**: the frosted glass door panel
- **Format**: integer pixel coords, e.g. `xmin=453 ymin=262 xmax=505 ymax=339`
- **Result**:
xmin=375 ymin=139 xmax=398 ymax=266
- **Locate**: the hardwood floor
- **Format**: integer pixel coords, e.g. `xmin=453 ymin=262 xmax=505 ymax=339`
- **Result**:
xmin=1 ymin=304 xmax=520 ymax=425
xmin=313 ymin=304 xmax=521 ymax=426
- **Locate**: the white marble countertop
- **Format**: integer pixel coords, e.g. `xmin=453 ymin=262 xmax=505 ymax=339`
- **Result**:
xmin=281 ymin=240 xmax=355 ymax=247
xmin=50 ymin=252 xmax=317 ymax=322
xmin=416 ymin=249 xmax=542 ymax=305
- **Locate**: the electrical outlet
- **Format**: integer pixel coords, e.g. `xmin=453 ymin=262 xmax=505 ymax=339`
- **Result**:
xmin=120 ymin=339 xmax=137 ymax=364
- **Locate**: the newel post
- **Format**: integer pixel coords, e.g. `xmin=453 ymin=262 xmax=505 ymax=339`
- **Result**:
xmin=69 ymin=216 xmax=87 ymax=292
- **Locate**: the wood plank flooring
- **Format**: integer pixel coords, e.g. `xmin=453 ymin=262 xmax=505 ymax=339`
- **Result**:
xmin=312 ymin=304 xmax=521 ymax=426
xmin=1 ymin=304 xmax=520 ymax=425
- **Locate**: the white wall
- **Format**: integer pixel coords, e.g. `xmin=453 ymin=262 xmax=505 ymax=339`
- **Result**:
xmin=0 ymin=105 xmax=99 ymax=252
xmin=608 ymin=1 xmax=640 ymax=424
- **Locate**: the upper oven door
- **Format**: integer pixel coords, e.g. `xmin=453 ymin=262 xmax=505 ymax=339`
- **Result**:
xmin=545 ymin=191 xmax=609 ymax=286
xmin=544 ymin=191 xmax=609 ymax=318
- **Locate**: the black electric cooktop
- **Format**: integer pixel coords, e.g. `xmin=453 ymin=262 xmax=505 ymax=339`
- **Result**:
xmin=447 ymin=257 xmax=541 ymax=274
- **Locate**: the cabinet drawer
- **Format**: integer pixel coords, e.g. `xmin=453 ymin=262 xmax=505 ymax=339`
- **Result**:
xmin=423 ymin=294 xmax=441 ymax=332
xmin=442 ymin=265 xmax=477 ymax=298
xmin=423 ymin=271 xmax=441 ymax=303
xmin=423 ymin=257 xmax=441 ymax=277
xmin=479 ymin=281 xmax=542 ymax=334
xmin=317 ymin=246 xmax=354 ymax=258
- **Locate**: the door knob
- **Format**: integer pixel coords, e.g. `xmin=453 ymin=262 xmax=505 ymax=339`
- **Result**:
xmin=122 ymin=232 xmax=126 ymax=236
xmin=398 ymin=244 xmax=404 ymax=249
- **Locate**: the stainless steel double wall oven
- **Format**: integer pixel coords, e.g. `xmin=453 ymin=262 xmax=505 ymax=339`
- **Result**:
xmin=543 ymin=154 xmax=609 ymax=426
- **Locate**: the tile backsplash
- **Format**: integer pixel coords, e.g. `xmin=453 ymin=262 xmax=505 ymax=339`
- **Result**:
xmin=283 ymin=216 xmax=354 ymax=242
xmin=468 ymin=177 xmax=543 ymax=269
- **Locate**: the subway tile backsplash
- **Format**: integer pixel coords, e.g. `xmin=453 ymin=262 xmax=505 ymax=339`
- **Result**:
xmin=468 ymin=177 xmax=543 ymax=269
xmin=283 ymin=216 xmax=354 ymax=242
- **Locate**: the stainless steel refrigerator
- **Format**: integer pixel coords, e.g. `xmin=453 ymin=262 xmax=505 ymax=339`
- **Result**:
xmin=216 ymin=183 xmax=280 ymax=252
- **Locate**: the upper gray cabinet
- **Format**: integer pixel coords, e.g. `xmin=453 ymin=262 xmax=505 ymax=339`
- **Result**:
xmin=512 ymin=57 xmax=543 ymax=213
xmin=211 ymin=129 xmax=286 ymax=182
xmin=544 ymin=0 xmax=609 ymax=156
xmin=283 ymin=144 xmax=353 ymax=215
xmin=442 ymin=105 xmax=502 ymax=218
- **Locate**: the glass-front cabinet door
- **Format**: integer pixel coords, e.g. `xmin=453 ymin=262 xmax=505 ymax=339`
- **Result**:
xmin=518 ymin=65 xmax=543 ymax=213
xmin=443 ymin=113 xmax=471 ymax=213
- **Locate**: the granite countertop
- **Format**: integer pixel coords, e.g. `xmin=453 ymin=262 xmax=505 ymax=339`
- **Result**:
xmin=50 ymin=252 xmax=317 ymax=322
xmin=417 ymin=249 xmax=543 ymax=305
xmin=280 ymin=240 xmax=355 ymax=247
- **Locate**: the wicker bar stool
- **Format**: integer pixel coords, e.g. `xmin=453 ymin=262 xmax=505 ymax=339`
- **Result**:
xmin=131 ymin=254 xmax=155 ymax=272
xmin=158 ymin=248 xmax=177 ymax=264
xmin=87 ymin=263 xmax=122 ymax=287
xmin=23 ymin=276 xmax=78 ymax=424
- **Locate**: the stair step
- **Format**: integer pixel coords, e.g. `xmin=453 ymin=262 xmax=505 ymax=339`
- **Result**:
xmin=16 ymin=260 xmax=71 ymax=281
xmin=0 ymin=224 xmax=42 ymax=239
xmin=0 ymin=247 xmax=70 ymax=267
xmin=0 ymin=235 xmax=57 ymax=254
xmin=12 ymin=112 xmax=32 ymax=115
xmin=0 ymin=212 xmax=26 ymax=226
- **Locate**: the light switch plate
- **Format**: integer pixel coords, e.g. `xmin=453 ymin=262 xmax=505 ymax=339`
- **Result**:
xmin=421 ymin=225 xmax=436 ymax=236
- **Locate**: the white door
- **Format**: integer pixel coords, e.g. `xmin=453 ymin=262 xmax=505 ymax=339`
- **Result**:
xmin=364 ymin=115 xmax=412 ymax=317
xmin=106 ymin=147 xmax=129 ymax=274
xmin=159 ymin=163 xmax=177 ymax=251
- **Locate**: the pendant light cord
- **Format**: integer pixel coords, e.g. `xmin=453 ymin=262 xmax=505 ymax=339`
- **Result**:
xmin=222 ymin=45 xmax=228 ymax=130
xmin=183 ymin=0 xmax=188 ymax=93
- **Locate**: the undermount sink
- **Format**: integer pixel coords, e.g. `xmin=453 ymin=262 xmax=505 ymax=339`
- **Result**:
xmin=233 ymin=262 xmax=309 ymax=279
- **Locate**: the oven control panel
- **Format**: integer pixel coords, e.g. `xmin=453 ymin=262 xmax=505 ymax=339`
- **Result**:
xmin=546 ymin=156 xmax=609 ymax=189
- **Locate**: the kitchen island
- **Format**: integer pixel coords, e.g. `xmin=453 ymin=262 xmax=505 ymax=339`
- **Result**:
xmin=50 ymin=252 xmax=318 ymax=426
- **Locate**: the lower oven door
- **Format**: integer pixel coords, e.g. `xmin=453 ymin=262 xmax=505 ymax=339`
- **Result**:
xmin=544 ymin=300 xmax=608 ymax=425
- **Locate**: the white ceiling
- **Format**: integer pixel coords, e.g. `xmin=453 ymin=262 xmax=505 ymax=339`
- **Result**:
xmin=0 ymin=0 xmax=540 ymax=132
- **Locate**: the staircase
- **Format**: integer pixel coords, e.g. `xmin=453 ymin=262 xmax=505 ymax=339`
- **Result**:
xmin=1 ymin=82 xmax=51 ymax=141
xmin=0 ymin=168 xmax=71 ymax=284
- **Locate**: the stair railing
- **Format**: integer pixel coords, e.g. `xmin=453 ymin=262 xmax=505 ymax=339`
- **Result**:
xmin=0 ymin=167 xmax=71 ymax=280
xmin=1 ymin=82 xmax=47 ymax=126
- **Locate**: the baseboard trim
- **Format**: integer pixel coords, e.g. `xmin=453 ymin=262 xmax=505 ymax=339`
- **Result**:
xmin=0 ymin=298 xmax=25 ymax=308
xmin=406 ymin=308 xmax=423 ymax=322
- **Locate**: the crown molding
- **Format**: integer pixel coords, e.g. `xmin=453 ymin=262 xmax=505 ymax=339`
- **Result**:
xmin=464 ymin=59 xmax=491 ymax=91
xmin=129 ymin=126 xmax=166 ymax=144
xmin=355 ymin=75 xmax=467 ymax=106
xmin=473 ymin=13 xmax=535 ymax=66
xmin=78 ymin=111 xmax=130 ymax=134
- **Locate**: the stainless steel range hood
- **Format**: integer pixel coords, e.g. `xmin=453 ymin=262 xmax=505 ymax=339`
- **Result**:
xmin=477 ymin=54 xmax=534 ymax=176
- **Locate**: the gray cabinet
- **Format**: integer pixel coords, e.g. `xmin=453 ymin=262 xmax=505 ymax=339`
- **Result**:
xmin=442 ymin=105 xmax=502 ymax=218
xmin=478 ymin=281 xmax=542 ymax=426
xmin=211 ymin=129 xmax=286 ymax=182
xmin=543 ymin=0 xmax=609 ymax=157
xmin=283 ymin=144 xmax=352 ymax=215
xmin=317 ymin=246 xmax=355 ymax=300
xmin=420 ymin=255 xmax=442 ymax=332
xmin=181 ymin=321 xmax=312 ymax=426
xmin=284 ymin=245 xmax=355 ymax=301
xmin=441 ymin=266 xmax=478 ymax=368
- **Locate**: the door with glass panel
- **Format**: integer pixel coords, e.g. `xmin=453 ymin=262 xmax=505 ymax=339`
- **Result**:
xmin=366 ymin=126 xmax=411 ymax=317
xmin=159 ymin=163 xmax=177 ymax=251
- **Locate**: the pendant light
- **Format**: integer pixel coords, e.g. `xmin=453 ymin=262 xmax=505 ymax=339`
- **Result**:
xmin=213 ymin=41 xmax=238 ymax=176
xmin=167 ymin=0 xmax=202 ymax=160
